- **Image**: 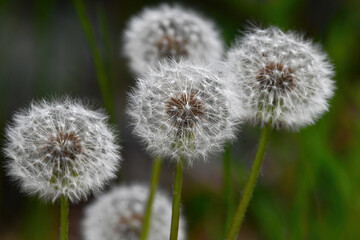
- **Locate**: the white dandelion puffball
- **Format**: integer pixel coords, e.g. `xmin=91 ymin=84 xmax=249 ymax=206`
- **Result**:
xmin=127 ymin=60 xmax=240 ymax=164
xmin=225 ymin=26 xmax=335 ymax=130
xmin=82 ymin=184 xmax=186 ymax=240
xmin=3 ymin=97 xmax=121 ymax=202
xmin=123 ymin=4 xmax=224 ymax=75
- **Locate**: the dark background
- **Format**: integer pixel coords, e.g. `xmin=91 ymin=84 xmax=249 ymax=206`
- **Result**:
xmin=0 ymin=0 xmax=359 ymax=239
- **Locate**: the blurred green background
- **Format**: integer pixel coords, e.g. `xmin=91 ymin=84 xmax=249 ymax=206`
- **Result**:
xmin=0 ymin=0 xmax=359 ymax=239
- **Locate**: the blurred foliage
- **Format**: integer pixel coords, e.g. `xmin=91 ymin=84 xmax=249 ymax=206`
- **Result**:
xmin=0 ymin=0 xmax=359 ymax=239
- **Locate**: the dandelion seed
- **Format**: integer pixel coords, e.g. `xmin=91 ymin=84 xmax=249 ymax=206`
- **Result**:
xmin=225 ymin=26 xmax=335 ymax=130
xmin=127 ymin=60 xmax=240 ymax=164
xmin=82 ymin=185 xmax=186 ymax=240
xmin=3 ymin=97 xmax=121 ymax=203
xmin=123 ymin=4 xmax=224 ymax=75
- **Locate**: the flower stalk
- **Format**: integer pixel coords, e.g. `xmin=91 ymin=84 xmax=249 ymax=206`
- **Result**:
xmin=60 ymin=195 xmax=69 ymax=240
xmin=140 ymin=157 xmax=162 ymax=240
xmin=223 ymin=141 xmax=234 ymax=234
xmin=226 ymin=124 xmax=271 ymax=240
xmin=169 ymin=156 xmax=184 ymax=240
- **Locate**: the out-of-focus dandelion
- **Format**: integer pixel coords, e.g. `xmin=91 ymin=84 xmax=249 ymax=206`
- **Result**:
xmin=127 ymin=59 xmax=240 ymax=240
xmin=224 ymin=26 xmax=335 ymax=240
xmin=123 ymin=4 xmax=224 ymax=75
xmin=82 ymin=184 xmax=186 ymax=240
xmin=225 ymin=26 xmax=335 ymax=130
xmin=3 ymin=97 xmax=121 ymax=240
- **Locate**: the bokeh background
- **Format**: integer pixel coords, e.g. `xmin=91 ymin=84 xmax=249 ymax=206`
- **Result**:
xmin=0 ymin=0 xmax=359 ymax=239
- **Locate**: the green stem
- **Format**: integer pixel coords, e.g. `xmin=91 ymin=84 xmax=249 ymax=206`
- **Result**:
xmin=140 ymin=157 xmax=162 ymax=240
xmin=60 ymin=196 xmax=69 ymax=240
xmin=169 ymin=156 xmax=184 ymax=240
xmin=97 ymin=6 xmax=112 ymax=79
xmin=223 ymin=141 xmax=234 ymax=235
xmin=226 ymin=125 xmax=271 ymax=240
xmin=73 ymin=0 xmax=114 ymax=118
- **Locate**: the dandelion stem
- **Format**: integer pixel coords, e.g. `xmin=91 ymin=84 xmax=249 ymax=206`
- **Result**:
xmin=140 ymin=157 xmax=162 ymax=240
xmin=223 ymin=141 xmax=234 ymax=234
xmin=226 ymin=125 xmax=271 ymax=240
xmin=60 ymin=196 xmax=69 ymax=240
xmin=73 ymin=0 xmax=114 ymax=119
xmin=169 ymin=156 xmax=184 ymax=240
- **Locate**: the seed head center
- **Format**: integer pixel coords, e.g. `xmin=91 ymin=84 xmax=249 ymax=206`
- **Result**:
xmin=43 ymin=131 xmax=82 ymax=161
xmin=256 ymin=62 xmax=295 ymax=91
xmin=166 ymin=93 xmax=204 ymax=128
xmin=155 ymin=35 xmax=188 ymax=59
xmin=115 ymin=213 xmax=143 ymax=237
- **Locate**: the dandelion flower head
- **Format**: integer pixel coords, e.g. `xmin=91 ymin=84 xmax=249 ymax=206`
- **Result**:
xmin=82 ymin=184 xmax=186 ymax=240
xmin=123 ymin=4 xmax=224 ymax=75
xmin=225 ymin=26 xmax=335 ymax=130
xmin=127 ymin=60 xmax=240 ymax=164
xmin=3 ymin=97 xmax=121 ymax=202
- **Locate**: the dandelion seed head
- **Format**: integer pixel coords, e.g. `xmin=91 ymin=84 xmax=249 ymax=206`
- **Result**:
xmin=3 ymin=97 xmax=121 ymax=203
xmin=123 ymin=4 xmax=224 ymax=75
xmin=127 ymin=60 xmax=241 ymax=164
xmin=225 ymin=26 xmax=335 ymax=130
xmin=82 ymin=184 xmax=186 ymax=240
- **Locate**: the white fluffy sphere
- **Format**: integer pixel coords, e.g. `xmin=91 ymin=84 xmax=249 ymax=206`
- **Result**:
xmin=225 ymin=26 xmax=335 ymax=130
xmin=127 ymin=60 xmax=240 ymax=164
xmin=82 ymin=184 xmax=186 ymax=240
xmin=3 ymin=97 xmax=121 ymax=202
xmin=123 ymin=4 xmax=224 ymax=75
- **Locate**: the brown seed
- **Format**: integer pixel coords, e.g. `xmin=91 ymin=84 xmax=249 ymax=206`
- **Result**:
xmin=155 ymin=35 xmax=188 ymax=59
xmin=256 ymin=62 xmax=296 ymax=92
xmin=42 ymin=131 xmax=82 ymax=162
xmin=115 ymin=213 xmax=143 ymax=236
xmin=166 ymin=93 xmax=204 ymax=128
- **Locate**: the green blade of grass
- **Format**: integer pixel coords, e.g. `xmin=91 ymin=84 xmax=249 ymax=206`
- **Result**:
xmin=73 ymin=0 xmax=114 ymax=118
